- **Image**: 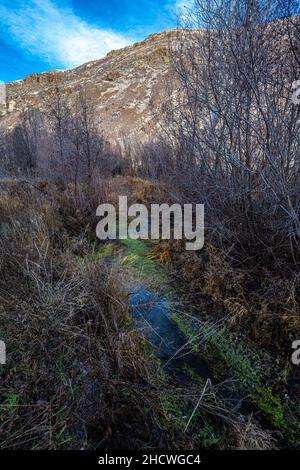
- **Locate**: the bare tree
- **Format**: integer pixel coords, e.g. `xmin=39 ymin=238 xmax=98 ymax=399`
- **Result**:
xmin=8 ymin=107 xmax=43 ymax=176
xmin=160 ymin=0 xmax=300 ymax=262
xmin=41 ymin=86 xmax=70 ymax=170
xmin=66 ymin=90 xmax=107 ymax=187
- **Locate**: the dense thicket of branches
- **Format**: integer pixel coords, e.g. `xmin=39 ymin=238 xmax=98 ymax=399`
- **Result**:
xmin=0 ymin=0 xmax=299 ymax=267
xmin=136 ymin=0 xmax=300 ymax=268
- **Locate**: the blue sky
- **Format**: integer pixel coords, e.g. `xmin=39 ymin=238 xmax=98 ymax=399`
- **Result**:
xmin=0 ymin=0 xmax=188 ymax=82
xmin=1 ymin=1 xmax=298 ymax=83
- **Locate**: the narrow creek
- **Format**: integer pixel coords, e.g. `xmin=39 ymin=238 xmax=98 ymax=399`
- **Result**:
xmin=115 ymin=237 xmax=252 ymax=413
xmin=103 ymin=238 xmax=211 ymax=385
xmin=129 ymin=286 xmax=211 ymax=384
xmin=100 ymin=236 xmax=299 ymax=448
xmin=128 ymin=282 xmax=254 ymax=428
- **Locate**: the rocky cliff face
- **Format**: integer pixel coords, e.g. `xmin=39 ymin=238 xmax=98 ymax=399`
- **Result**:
xmin=1 ymin=30 xmax=184 ymax=143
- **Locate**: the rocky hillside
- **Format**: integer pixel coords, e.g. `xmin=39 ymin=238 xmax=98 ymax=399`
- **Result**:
xmin=0 ymin=30 xmax=188 ymax=143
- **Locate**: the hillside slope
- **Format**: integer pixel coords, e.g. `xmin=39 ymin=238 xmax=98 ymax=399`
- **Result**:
xmin=1 ymin=30 xmax=188 ymax=143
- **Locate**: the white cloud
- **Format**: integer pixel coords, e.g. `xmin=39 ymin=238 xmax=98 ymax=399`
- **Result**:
xmin=0 ymin=0 xmax=135 ymax=69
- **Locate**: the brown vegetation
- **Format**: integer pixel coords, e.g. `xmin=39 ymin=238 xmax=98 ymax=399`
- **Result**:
xmin=0 ymin=0 xmax=299 ymax=450
xmin=0 ymin=183 xmax=162 ymax=449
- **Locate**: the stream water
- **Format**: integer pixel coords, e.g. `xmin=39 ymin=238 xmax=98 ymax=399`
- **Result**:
xmin=129 ymin=286 xmax=211 ymax=384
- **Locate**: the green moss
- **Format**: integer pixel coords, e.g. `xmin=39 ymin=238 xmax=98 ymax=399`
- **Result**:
xmin=196 ymin=422 xmax=221 ymax=448
xmin=161 ymin=395 xmax=191 ymax=430
xmin=96 ymin=243 xmax=115 ymax=258
xmin=122 ymin=238 xmax=150 ymax=258
xmin=203 ymin=329 xmax=262 ymax=392
xmin=121 ymin=238 xmax=167 ymax=283
xmin=171 ymin=312 xmax=200 ymax=353
xmin=254 ymin=386 xmax=286 ymax=428
xmin=161 ymin=392 xmax=221 ymax=448
xmin=253 ymin=386 xmax=300 ymax=447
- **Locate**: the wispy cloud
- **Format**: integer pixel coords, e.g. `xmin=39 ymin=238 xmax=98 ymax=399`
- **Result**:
xmin=0 ymin=0 xmax=135 ymax=69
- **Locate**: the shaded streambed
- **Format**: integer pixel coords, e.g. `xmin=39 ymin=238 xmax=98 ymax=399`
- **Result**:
xmin=129 ymin=286 xmax=211 ymax=384
xmin=98 ymin=238 xmax=300 ymax=448
xmin=100 ymin=238 xmax=213 ymax=384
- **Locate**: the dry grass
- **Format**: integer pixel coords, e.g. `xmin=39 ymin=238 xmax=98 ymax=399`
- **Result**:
xmin=224 ymin=415 xmax=278 ymax=450
xmin=0 ymin=178 xmax=296 ymax=449
xmin=169 ymin=239 xmax=300 ymax=352
xmin=0 ymin=182 xmax=169 ymax=449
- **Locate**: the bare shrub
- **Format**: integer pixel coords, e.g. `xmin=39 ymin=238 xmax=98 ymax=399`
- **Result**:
xmin=131 ymin=2 xmax=300 ymax=360
xmin=0 ymin=185 xmax=164 ymax=449
xmin=157 ymin=1 xmax=300 ymax=267
xmin=0 ymin=86 xmax=120 ymax=185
